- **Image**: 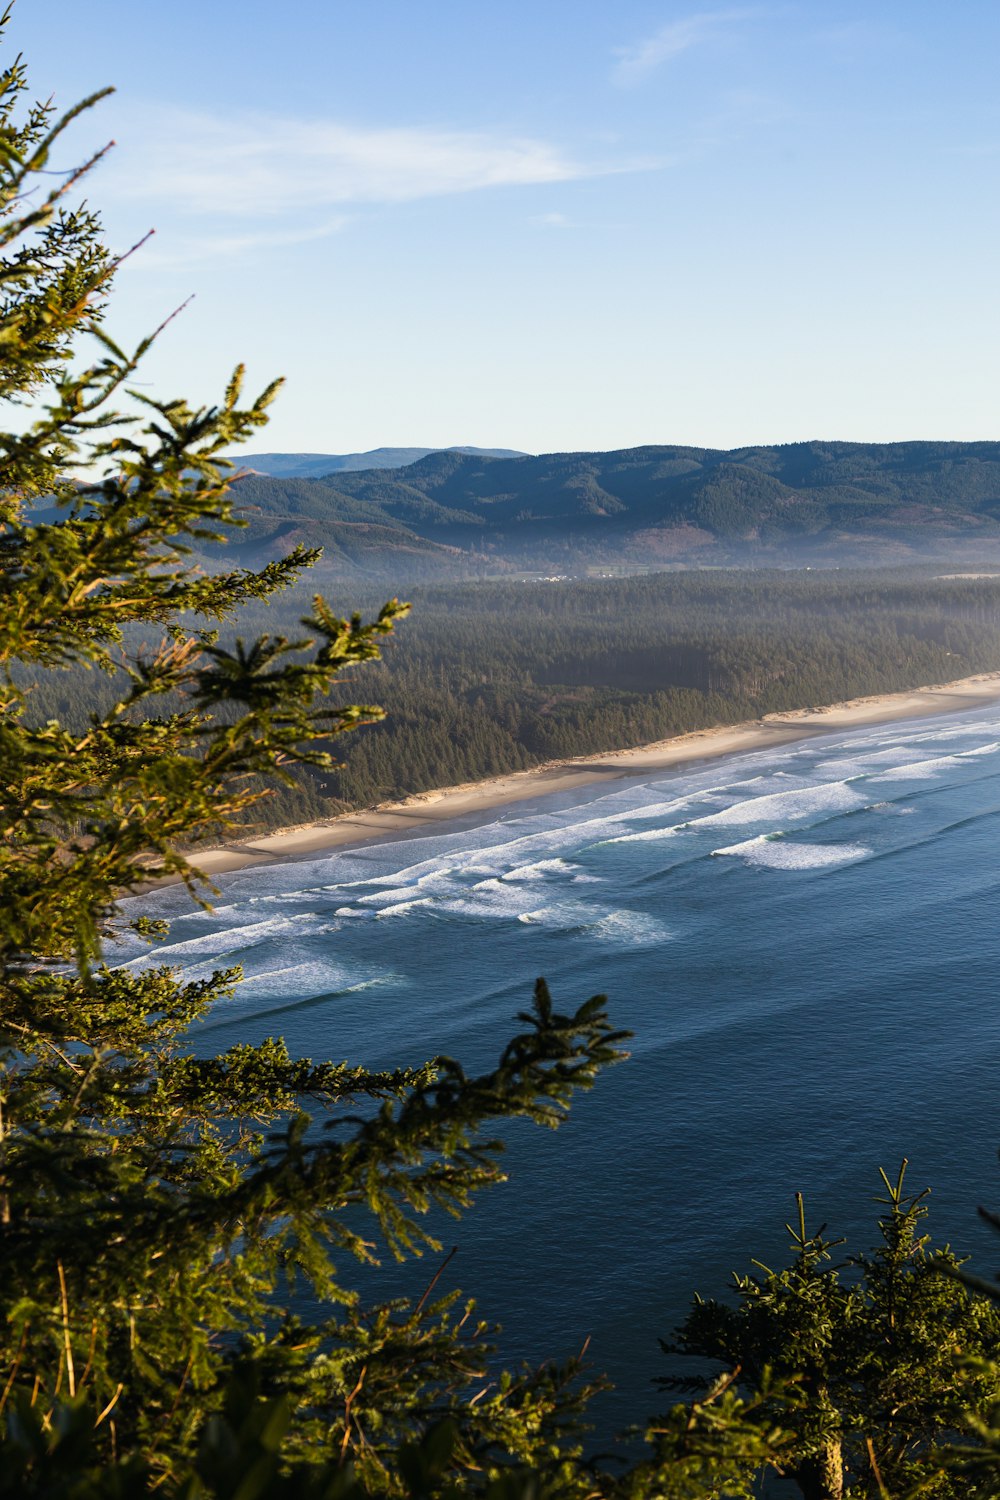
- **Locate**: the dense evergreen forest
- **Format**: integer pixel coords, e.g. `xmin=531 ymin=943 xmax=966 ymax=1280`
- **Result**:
xmin=24 ymin=566 xmax=1000 ymax=833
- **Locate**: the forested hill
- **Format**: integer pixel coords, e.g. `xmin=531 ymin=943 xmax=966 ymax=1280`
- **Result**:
xmin=239 ymin=445 xmax=527 ymax=478
xmin=218 ymin=440 xmax=1000 ymax=578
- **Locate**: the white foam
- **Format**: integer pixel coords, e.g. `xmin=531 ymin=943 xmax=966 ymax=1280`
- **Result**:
xmin=590 ymin=910 xmax=671 ymax=946
xmin=453 ymin=880 xmax=540 ymax=917
xmin=374 ymin=897 xmax=435 ymax=918
xmin=862 ymin=746 xmax=933 ymax=762
xmin=813 ymin=747 xmax=920 ymax=777
xmin=957 ymin=740 xmax=1000 ymax=758
xmin=869 ymin=754 xmax=961 ymax=782
xmin=354 ymin=870 xmax=456 ymax=907
xmin=809 ymin=759 xmax=871 ymax=779
xmin=331 ymin=782 xmax=769 ymax=900
xmin=823 ymin=738 xmax=1000 ymax=786
xmin=109 ymin=704 xmax=1000 ymax=1004
xmin=516 ymin=900 xmax=601 ymax=930
xmin=713 ymin=835 xmax=870 ymax=870
xmin=502 ymin=857 xmax=578 ymax=881
xmin=115 ymin=913 xmax=322 ymax=969
xmin=905 ymin=723 xmax=1000 ymax=745
xmin=338 ymin=802 xmax=711 ymax=911
xmin=600 ymin=781 xmax=763 ymax=824
xmin=351 ymin=854 xmax=597 ymax=923
xmin=233 ymin=960 xmax=392 ymax=1001
xmin=691 ymin=780 xmax=864 ymax=828
xmin=441 ymin=884 xmax=546 ymax=920
xmin=603 ymin=825 xmax=680 ymax=846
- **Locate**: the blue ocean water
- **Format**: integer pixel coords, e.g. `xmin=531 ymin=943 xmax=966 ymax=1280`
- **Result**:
xmin=116 ymin=703 xmax=1000 ymax=1435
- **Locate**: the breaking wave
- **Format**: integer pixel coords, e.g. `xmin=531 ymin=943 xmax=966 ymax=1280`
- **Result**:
xmin=691 ymin=780 xmax=865 ymax=828
xmin=712 ymin=835 xmax=871 ymax=870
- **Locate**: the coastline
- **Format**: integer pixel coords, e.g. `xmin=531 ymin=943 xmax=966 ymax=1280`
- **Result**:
xmin=181 ymin=671 xmax=1000 ymax=881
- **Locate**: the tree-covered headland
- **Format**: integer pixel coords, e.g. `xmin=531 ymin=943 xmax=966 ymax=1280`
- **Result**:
xmin=7 ymin=23 xmax=1000 ymax=1500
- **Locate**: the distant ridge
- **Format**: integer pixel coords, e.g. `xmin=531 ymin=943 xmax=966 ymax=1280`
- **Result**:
xmin=210 ymin=439 xmax=1000 ymax=580
xmin=239 ymin=446 xmax=528 ymax=479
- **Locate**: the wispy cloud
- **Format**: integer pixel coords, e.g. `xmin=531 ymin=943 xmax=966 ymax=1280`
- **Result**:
xmin=613 ymin=8 xmax=761 ymax=86
xmin=104 ymin=108 xmax=608 ymax=218
xmin=124 ymin=220 xmax=350 ymax=271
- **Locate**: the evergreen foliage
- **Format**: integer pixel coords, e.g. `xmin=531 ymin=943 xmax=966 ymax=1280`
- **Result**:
xmin=0 ymin=29 xmax=632 ymax=1496
xmin=662 ymin=1166 xmax=1000 ymax=1499
xmin=6 ymin=22 xmax=1000 ymax=1500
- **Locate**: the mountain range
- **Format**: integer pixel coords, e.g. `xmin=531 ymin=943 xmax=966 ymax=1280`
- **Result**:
xmin=213 ymin=440 xmax=1000 ymax=578
xmin=239 ymin=446 xmax=526 ymax=479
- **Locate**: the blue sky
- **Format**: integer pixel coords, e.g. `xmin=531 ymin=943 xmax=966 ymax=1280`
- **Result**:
xmin=11 ymin=3 xmax=1000 ymax=454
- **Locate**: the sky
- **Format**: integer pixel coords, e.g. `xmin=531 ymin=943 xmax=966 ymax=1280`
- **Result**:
xmin=9 ymin=2 xmax=1000 ymax=455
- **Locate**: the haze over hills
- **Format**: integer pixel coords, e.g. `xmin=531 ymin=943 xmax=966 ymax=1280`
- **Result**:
xmin=238 ymin=446 xmax=528 ymax=479
xmin=214 ymin=440 xmax=1000 ymax=580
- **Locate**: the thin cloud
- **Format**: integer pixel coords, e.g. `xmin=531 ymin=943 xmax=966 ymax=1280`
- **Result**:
xmin=123 ymin=219 xmax=350 ymax=271
xmin=613 ymin=8 xmax=761 ymax=86
xmin=103 ymin=108 xmax=606 ymax=217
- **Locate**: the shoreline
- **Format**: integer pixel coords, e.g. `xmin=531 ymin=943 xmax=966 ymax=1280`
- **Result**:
xmin=179 ymin=671 xmax=1000 ymax=881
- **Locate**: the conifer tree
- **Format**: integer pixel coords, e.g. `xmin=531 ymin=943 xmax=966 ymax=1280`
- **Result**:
xmin=7 ymin=17 xmax=1000 ymax=1500
xmin=661 ymin=1166 xmax=1000 ymax=1500
xmin=0 ymin=21 xmax=633 ymax=1493
xmin=0 ymin=28 xmax=802 ymax=1496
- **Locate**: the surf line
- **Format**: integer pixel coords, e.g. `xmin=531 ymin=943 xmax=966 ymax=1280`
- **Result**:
xmin=156 ymin=672 xmax=1000 ymax=885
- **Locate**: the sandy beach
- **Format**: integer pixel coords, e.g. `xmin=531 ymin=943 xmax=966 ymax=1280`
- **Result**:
xmin=168 ymin=670 xmax=1000 ymax=881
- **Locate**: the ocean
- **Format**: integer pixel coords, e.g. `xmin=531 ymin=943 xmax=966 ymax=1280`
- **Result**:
xmin=115 ymin=702 xmax=1000 ymax=1438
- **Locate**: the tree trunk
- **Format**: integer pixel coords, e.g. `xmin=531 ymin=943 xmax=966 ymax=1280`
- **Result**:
xmin=794 ymin=1438 xmax=844 ymax=1500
